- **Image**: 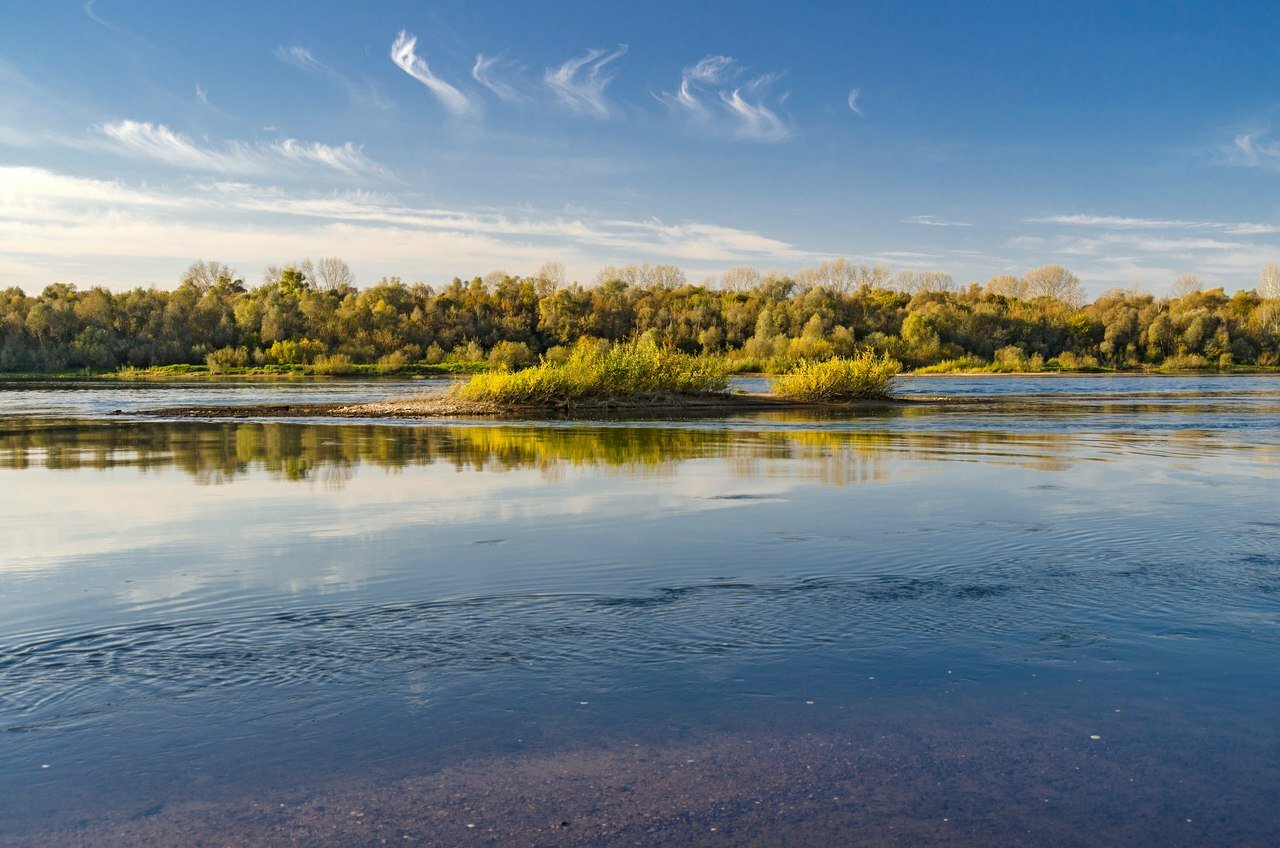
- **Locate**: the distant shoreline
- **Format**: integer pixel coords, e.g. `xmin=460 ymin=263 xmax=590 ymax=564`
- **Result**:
xmin=8 ymin=366 xmax=1280 ymax=384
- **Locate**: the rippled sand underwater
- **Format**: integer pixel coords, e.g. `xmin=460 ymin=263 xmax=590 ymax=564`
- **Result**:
xmin=1 ymin=375 xmax=1278 ymax=846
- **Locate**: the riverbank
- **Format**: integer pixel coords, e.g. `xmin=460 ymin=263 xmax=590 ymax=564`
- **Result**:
xmin=7 ymin=363 xmax=1279 ymax=382
xmin=0 ymin=362 xmax=486 ymax=381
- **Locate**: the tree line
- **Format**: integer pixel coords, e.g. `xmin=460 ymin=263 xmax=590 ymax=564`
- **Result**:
xmin=3 ymin=258 xmax=1279 ymax=373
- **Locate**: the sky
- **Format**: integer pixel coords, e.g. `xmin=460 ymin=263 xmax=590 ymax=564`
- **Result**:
xmin=2 ymin=0 xmax=1280 ymax=295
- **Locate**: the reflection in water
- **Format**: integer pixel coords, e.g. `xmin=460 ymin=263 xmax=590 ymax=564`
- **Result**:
xmin=0 ymin=416 xmax=1226 ymax=486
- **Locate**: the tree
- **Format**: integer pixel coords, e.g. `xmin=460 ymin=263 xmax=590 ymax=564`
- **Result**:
xmin=535 ymin=261 xmax=566 ymax=291
xmin=984 ymin=275 xmax=1026 ymax=299
xmin=896 ymin=270 xmax=955 ymax=294
xmin=718 ymin=265 xmax=762 ymax=292
xmin=1171 ymin=273 xmax=1203 ymax=299
xmin=794 ymin=259 xmax=891 ymax=296
xmin=1260 ymin=263 xmax=1280 ymax=299
xmin=314 ymin=257 xmax=356 ymax=291
xmin=183 ymin=260 xmax=236 ymax=292
xmin=1023 ymin=264 xmax=1084 ymax=306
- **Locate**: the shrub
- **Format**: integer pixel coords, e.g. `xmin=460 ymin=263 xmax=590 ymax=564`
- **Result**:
xmin=785 ymin=336 xmax=835 ymax=362
xmin=312 ymin=353 xmax=356 ymax=375
xmin=205 ymin=346 xmax=250 ymax=373
xmin=990 ymin=345 xmax=1046 ymax=373
xmin=488 ymin=340 xmax=536 ymax=371
xmin=452 ymin=338 xmax=730 ymax=405
xmin=915 ymin=356 xmax=989 ymax=374
xmin=448 ymin=340 xmax=486 ymax=363
xmin=376 ymin=350 xmax=410 ymax=373
xmin=542 ymin=345 xmax=571 ymax=366
xmin=1054 ymin=351 xmax=1102 ymax=371
xmin=769 ymin=351 xmax=900 ymax=401
xmin=266 ymin=338 xmax=326 ymax=365
xmin=1159 ymin=353 xmax=1210 ymax=371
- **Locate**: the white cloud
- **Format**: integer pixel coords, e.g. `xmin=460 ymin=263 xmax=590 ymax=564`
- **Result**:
xmin=1031 ymin=213 xmax=1280 ymax=236
xmin=390 ymin=31 xmax=473 ymax=115
xmin=905 ymin=215 xmax=969 ymax=227
xmin=95 ymin=120 xmax=388 ymax=178
xmin=720 ymin=78 xmax=791 ymax=142
xmin=82 ymin=0 xmax=132 ymax=38
xmin=279 ymin=45 xmax=392 ymax=110
xmin=0 ymin=166 xmax=182 ymax=211
xmin=544 ymin=46 xmax=628 ymax=118
xmin=0 ymin=166 xmax=821 ymax=291
xmin=658 ymin=56 xmax=792 ymax=141
xmin=1225 ymin=131 xmax=1280 ymax=171
xmin=276 ymin=45 xmax=324 ymax=73
xmin=1007 ymin=216 xmax=1280 ymax=291
xmin=471 ymin=54 xmax=524 ymax=103
xmin=659 ymin=55 xmax=736 ymax=117
xmin=847 ymin=88 xmax=862 ymax=116
xmin=272 ymin=139 xmax=388 ymax=176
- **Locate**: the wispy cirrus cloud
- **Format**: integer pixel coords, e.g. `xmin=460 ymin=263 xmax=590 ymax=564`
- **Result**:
xmin=544 ymin=46 xmax=628 ymax=118
xmin=1012 ymin=212 xmax=1280 ymax=290
xmin=96 ymin=120 xmax=389 ymax=178
xmin=390 ymin=31 xmax=474 ymax=115
xmin=847 ymin=88 xmax=863 ymax=116
xmin=659 ymin=56 xmax=792 ymax=141
xmin=905 ymin=215 xmax=969 ymax=227
xmin=277 ymin=46 xmax=392 ymax=110
xmin=471 ymin=53 xmax=525 ymax=103
xmin=1220 ymin=131 xmax=1280 ymax=172
xmin=276 ymin=45 xmax=325 ymax=74
xmin=1031 ymin=213 xmax=1280 ymax=236
xmin=660 ymin=55 xmax=736 ymax=117
xmin=720 ymin=75 xmax=790 ymax=141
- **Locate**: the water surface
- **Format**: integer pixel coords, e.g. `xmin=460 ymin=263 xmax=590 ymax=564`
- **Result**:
xmin=1 ymin=376 xmax=1278 ymax=846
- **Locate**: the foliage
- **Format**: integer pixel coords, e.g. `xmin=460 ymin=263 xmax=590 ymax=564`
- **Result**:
xmin=452 ymin=338 xmax=730 ymax=405
xmin=3 ymin=260 xmax=1280 ymax=377
xmin=487 ymin=340 xmax=535 ymax=371
xmin=915 ymin=356 xmax=990 ymax=374
xmin=311 ymin=353 xmax=357 ymax=375
xmin=768 ymin=352 xmax=901 ymax=401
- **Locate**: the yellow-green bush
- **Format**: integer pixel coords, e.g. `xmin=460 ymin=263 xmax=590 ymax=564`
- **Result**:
xmin=769 ymin=351 xmax=900 ymax=401
xmin=205 ymin=346 xmax=250 ymax=373
xmin=311 ymin=353 xmax=356 ymax=375
xmin=915 ymin=356 xmax=988 ymax=374
xmin=452 ymin=338 xmax=730 ymax=405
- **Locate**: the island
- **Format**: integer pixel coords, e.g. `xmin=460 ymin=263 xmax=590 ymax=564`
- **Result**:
xmin=131 ymin=341 xmax=934 ymax=419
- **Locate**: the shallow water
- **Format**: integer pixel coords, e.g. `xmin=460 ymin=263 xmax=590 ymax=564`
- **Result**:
xmin=1 ymin=376 xmax=1278 ymax=846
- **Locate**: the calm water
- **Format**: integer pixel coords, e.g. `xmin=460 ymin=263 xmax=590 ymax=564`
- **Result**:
xmin=1 ymin=375 xmax=1278 ymax=846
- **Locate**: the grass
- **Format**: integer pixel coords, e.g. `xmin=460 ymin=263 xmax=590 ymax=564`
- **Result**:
xmin=451 ymin=338 xmax=730 ymax=406
xmin=768 ymin=351 xmax=901 ymax=401
xmin=914 ymin=356 xmax=993 ymax=375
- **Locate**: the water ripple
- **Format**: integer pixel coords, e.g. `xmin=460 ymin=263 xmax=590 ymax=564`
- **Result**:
xmin=4 ymin=550 xmax=1278 ymax=733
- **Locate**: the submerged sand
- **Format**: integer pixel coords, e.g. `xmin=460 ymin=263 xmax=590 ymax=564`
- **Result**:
xmin=2 ymin=704 xmax=1267 ymax=848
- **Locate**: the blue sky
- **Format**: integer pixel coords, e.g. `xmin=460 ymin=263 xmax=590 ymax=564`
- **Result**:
xmin=3 ymin=0 xmax=1280 ymax=293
